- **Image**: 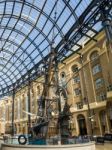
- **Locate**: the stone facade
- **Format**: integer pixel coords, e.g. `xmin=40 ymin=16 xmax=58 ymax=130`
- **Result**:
xmin=0 ymin=30 xmax=112 ymax=136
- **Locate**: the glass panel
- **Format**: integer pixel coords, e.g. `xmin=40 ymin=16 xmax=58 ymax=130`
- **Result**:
xmin=92 ymin=64 xmax=102 ymax=75
xmin=95 ymin=78 xmax=104 ymax=89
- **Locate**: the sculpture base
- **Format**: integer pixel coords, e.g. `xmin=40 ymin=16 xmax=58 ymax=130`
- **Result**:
xmin=1 ymin=142 xmax=95 ymax=150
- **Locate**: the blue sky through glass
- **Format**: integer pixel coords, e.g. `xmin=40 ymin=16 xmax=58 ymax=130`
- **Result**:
xmin=0 ymin=0 xmax=105 ymax=92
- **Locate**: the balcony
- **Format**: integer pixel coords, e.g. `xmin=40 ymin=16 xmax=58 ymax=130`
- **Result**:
xmin=70 ymin=100 xmax=107 ymax=113
xmin=107 ymin=85 xmax=112 ymax=100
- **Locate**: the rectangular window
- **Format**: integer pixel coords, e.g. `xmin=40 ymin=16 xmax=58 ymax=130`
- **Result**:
xmin=95 ymin=78 xmax=104 ymax=89
xmin=76 ymin=102 xmax=83 ymax=109
xmin=60 ymin=79 xmax=66 ymax=87
xmin=97 ymin=92 xmax=106 ymax=101
xmin=73 ymin=76 xmax=80 ymax=83
xmin=74 ymin=88 xmax=81 ymax=96
xmin=92 ymin=64 xmax=102 ymax=75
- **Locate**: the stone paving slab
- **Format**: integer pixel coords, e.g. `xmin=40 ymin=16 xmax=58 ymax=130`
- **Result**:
xmin=96 ymin=143 xmax=112 ymax=150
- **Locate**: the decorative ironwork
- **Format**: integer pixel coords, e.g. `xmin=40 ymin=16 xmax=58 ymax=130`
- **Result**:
xmin=0 ymin=0 xmax=111 ymax=97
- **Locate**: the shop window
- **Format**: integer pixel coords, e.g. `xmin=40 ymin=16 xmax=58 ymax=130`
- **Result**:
xmin=74 ymin=88 xmax=81 ymax=96
xmin=76 ymin=102 xmax=83 ymax=109
xmin=71 ymin=65 xmax=79 ymax=73
xmin=90 ymin=51 xmax=99 ymax=61
xmin=73 ymin=76 xmax=80 ymax=83
xmin=95 ymin=78 xmax=104 ymax=89
xmin=92 ymin=64 xmax=102 ymax=75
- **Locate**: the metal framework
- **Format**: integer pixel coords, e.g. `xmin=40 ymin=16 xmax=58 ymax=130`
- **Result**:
xmin=0 ymin=0 xmax=111 ymax=97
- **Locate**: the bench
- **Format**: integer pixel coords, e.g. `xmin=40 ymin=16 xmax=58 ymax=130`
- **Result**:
xmin=104 ymin=134 xmax=112 ymax=142
xmin=96 ymin=136 xmax=104 ymax=144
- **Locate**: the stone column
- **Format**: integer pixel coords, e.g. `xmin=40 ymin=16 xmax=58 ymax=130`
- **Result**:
xmin=98 ymin=114 xmax=102 ymax=135
xmin=105 ymin=113 xmax=110 ymax=133
xmin=75 ymin=115 xmax=79 ymax=136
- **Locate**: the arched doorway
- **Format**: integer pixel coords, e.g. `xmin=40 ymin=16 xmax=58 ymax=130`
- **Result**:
xmin=77 ymin=114 xmax=87 ymax=136
xmin=107 ymin=102 xmax=112 ymax=131
xmin=99 ymin=110 xmax=106 ymax=135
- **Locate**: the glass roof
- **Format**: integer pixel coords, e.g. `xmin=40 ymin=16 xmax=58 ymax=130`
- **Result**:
xmin=0 ymin=0 xmax=111 ymax=95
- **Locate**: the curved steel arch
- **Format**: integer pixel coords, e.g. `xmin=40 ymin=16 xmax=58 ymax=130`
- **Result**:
xmin=1 ymin=26 xmax=43 ymax=62
xmin=0 ymin=38 xmax=30 ymax=72
xmin=0 ymin=63 xmax=16 ymax=82
xmin=0 ymin=65 xmax=13 ymax=88
xmin=0 ymin=0 xmax=110 ymax=98
xmin=0 ymin=23 xmax=47 ymax=67
xmin=23 ymin=0 xmax=71 ymax=37
xmin=0 ymin=49 xmax=27 ymax=69
xmin=0 ymin=0 xmax=64 ymax=37
xmin=62 ymin=0 xmax=80 ymax=21
xmin=0 ymin=56 xmax=21 ymax=79
xmin=0 ymin=14 xmax=52 ymax=45
xmin=0 ymin=25 xmax=43 ymax=64
xmin=0 ymin=56 xmax=22 ymax=81
xmin=0 ymin=30 xmax=51 ymax=75
xmin=1 ymin=14 xmax=52 ymax=57
xmin=0 ymin=48 xmax=27 ymax=76
xmin=0 ymin=36 xmax=49 ymax=76
xmin=0 ymin=37 xmax=49 ymax=78
xmin=0 ymin=0 xmax=76 ymax=81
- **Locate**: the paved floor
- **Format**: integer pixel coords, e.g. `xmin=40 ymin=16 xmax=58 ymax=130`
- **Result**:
xmin=96 ymin=143 xmax=112 ymax=150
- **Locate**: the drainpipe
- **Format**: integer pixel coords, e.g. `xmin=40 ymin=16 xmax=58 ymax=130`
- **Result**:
xmin=12 ymin=84 xmax=15 ymax=137
xmin=28 ymin=73 xmax=31 ymax=134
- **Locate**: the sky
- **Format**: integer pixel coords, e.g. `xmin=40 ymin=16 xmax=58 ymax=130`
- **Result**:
xmin=0 ymin=0 xmax=103 ymax=91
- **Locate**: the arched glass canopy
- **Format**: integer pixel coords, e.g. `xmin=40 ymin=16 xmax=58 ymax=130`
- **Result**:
xmin=0 ymin=0 xmax=111 ymax=96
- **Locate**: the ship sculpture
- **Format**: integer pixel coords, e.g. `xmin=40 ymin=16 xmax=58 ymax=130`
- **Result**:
xmin=18 ymin=46 xmax=72 ymax=145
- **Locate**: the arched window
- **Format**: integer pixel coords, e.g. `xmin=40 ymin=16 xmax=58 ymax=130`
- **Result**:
xmin=71 ymin=65 xmax=79 ymax=73
xmin=97 ymin=92 xmax=106 ymax=101
xmin=60 ymin=72 xmax=66 ymax=79
xmin=60 ymin=72 xmax=66 ymax=87
xmin=37 ymin=86 xmax=40 ymax=95
xmin=95 ymin=78 xmax=104 ymax=89
xmin=90 ymin=51 xmax=99 ymax=61
xmin=92 ymin=64 xmax=102 ymax=75
xmin=77 ymin=114 xmax=85 ymax=120
xmin=73 ymin=75 xmax=80 ymax=83
xmin=74 ymin=88 xmax=81 ymax=96
xmin=31 ymin=87 xmax=34 ymax=95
